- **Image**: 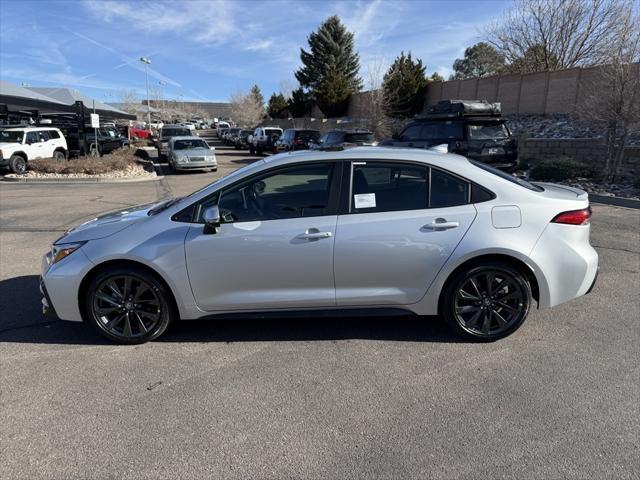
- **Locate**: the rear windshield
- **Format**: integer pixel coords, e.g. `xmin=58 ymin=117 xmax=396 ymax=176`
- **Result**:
xmin=470 ymin=160 xmax=543 ymax=192
xmin=265 ymin=129 xmax=282 ymax=136
xmin=173 ymin=139 xmax=209 ymax=150
xmin=345 ymin=132 xmax=374 ymax=143
xmin=468 ymin=123 xmax=510 ymax=139
xmin=295 ymin=130 xmax=321 ymax=141
xmin=162 ymin=128 xmax=190 ymax=138
xmin=422 ymin=121 xmax=464 ymax=140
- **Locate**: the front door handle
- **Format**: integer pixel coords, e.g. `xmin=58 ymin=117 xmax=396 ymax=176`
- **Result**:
xmin=423 ymin=219 xmax=459 ymax=230
xmin=297 ymin=230 xmax=332 ymax=240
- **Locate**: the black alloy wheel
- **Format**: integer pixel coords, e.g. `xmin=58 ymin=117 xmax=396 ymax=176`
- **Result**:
xmin=9 ymin=155 xmax=27 ymax=174
xmin=443 ymin=263 xmax=531 ymax=341
xmin=86 ymin=268 xmax=174 ymax=344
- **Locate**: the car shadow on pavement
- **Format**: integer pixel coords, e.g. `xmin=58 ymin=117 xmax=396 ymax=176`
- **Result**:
xmin=0 ymin=275 xmax=465 ymax=345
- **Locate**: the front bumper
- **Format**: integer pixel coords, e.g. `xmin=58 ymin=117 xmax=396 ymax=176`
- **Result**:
xmin=40 ymin=277 xmax=58 ymax=318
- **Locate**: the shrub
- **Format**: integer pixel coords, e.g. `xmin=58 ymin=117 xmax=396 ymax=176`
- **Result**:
xmin=29 ymin=148 xmax=141 ymax=175
xmin=529 ymin=158 xmax=596 ymax=182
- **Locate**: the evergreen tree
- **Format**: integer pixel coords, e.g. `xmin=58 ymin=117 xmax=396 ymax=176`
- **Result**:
xmin=452 ymin=42 xmax=505 ymax=79
xmin=250 ymin=85 xmax=264 ymax=108
xmin=382 ymin=52 xmax=429 ymax=118
xmin=295 ymin=15 xmax=362 ymax=117
xmin=430 ymin=72 xmax=445 ymax=82
xmin=287 ymin=87 xmax=312 ymax=117
xmin=267 ymin=93 xmax=288 ymax=118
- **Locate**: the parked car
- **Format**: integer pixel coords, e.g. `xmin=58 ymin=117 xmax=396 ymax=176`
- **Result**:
xmin=314 ymin=129 xmax=377 ymax=150
xmin=41 ymin=146 xmax=598 ymax=344
xmin=216 ymin=121 xmax=230 ymax=138
xmin=234 ymin=129 xmax=254 ymax=149
xmin=157 ymin=125 xmax=192 ymax=160
xmin=0 ymin=127 xmax=68 ymax=173
xmin=380 ymin=100 xmax=518 ymax=170
xmin=181 ymin=122 xmax=197 ymax=132
xmin=129 ymin=125 xmax=151 ymax=140
xmin=274 ymin=129 xmax=321 ymax=152
xmin=168 ymin=136 xmax=217 ymax=172
xmin=224 ymin=128 xmax=242 ymax=145
xmin=250 ymin=126 xmax=283 ymax=154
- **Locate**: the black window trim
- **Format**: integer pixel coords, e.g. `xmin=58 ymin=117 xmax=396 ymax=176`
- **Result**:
xmin=173 ymin=160 xmax=345 ymax=224
xmin=341 ymin=158 xmax=495 ymax=214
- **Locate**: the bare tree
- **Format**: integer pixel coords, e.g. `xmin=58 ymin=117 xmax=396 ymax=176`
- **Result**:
xmin=118 ymin=89 xmax=140 ymax=116
xmin=486 ymin=0 xmax=626 ymax=72
xmin=578 ymin=5 xmax=640 ymax=182
xmin=230 ymin=90 xmax=265 ymax=128
xmin=359 ymin=59 xmax=394 ymax=139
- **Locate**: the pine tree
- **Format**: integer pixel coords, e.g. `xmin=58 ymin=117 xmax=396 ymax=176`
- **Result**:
xmin=250 ymin=85 xmax=264 ymax=109
xmin=295 ymin=15 xmax=362 ymax=117
xmin=287 ymin=88 xmax=312 ymax=117
xmin=267 ymin=93 xmax=288 ymax=118
xmin=382 ymin=52 xmax=429 ymax=118
xmin=452 ymin=42 xmax=505 ymax=79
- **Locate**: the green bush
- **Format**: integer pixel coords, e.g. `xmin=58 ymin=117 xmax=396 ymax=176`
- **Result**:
xmin=529 ymin=159 xmax=596 ymax=182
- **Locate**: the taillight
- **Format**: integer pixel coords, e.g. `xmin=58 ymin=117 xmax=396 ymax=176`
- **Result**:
xmin=551 ymin=207 xmax=592 ymax=225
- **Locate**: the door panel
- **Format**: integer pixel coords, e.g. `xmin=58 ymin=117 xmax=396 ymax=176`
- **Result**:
xmin=334 ymin=205 xmax=477 ymax=306
xmin=185 ymin=216 xmax=337 ymax=311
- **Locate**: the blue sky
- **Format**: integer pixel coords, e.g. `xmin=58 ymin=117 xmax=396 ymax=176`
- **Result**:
xmin=0 ymin=0 xmax=510 ymax=103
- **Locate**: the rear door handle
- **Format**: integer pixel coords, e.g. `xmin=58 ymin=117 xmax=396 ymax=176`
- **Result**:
xmin=297 ymin=231 xmax=332 ymax=240
xmin=423 ymin=219 xmax=459 ymax=230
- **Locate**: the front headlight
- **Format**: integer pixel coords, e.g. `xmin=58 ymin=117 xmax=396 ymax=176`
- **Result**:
xmin=177 ymin=156 xmax=188 ymax=164
xmin=50 ymin=242 xmax=85 ymax=265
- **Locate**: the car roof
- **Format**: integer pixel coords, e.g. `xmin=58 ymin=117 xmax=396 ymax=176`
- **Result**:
xmin=162 ymin=124 xmax=190 ymax=129
xmin=169 ymin=136 xmax=205 ymax=141
xmin=3 ymin=126 xmax=61 ymax=131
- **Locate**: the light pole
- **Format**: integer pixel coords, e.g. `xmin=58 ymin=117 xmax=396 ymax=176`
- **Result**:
xmin=139 ymin=56 xmax=151 ymax=126
xmin=158 ymin=80 xmax=166 ymax=121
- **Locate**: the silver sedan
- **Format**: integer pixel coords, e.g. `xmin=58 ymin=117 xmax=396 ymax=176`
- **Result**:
xmin=168 ymin=136 xmax=217 ymax=172
xmin=40 ymin=147 xmax=598 ymax=344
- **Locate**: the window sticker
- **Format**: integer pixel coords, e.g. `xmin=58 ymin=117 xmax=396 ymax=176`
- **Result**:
xmin=354 ymin=193 xmax=376 ymax=209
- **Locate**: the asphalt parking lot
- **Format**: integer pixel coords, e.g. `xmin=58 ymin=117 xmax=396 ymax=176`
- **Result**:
xmin=1 ymin=133 xmax=638 ymax=479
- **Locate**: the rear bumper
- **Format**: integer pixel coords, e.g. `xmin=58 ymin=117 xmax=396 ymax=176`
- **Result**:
xmin=529 ymin=223 xmax=599 ymax=308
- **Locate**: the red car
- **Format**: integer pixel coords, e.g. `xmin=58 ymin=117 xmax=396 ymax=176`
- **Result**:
xmin=129 ymin=125 xmax=151 ymax=140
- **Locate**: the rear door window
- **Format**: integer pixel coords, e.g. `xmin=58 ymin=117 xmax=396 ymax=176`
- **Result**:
xmin=430 ymin=169 xmax=470 ymax=207
xmin=351 ymin=162 xmax=429 ymax=213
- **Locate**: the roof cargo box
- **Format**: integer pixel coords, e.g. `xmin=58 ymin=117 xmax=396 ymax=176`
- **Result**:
xmin=426 ymin=99 xmax=501 ymax=116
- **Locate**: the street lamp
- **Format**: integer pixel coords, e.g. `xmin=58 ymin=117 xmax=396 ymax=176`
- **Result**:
xmin=139 ymin=56 xmax=151 ymax=126
xmin=158 ymin=80 xmax=166 ymax=121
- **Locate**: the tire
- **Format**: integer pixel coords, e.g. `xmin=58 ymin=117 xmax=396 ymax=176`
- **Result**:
xmin=84 ymin=266 xmax=175 ymax=344
xmin=9 ymin=154 xmax=27 ymax=174
xmin=53 ymin=150 xmax=66 ymax=161
xmin=249 ymin=145 xmax=255 ymax=155
xmin=441 ymin=262 xmax=532 ymax=341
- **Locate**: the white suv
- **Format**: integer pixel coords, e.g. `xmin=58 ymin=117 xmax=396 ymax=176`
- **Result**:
xmin=0 ymin=127 xmax=68 ymax=173
xmin=250 ymin=126 xmax=283 ymax=155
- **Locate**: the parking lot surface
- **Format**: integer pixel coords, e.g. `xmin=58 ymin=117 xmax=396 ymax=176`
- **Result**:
xmin=1 ymin=133 xmax=639 ymax=479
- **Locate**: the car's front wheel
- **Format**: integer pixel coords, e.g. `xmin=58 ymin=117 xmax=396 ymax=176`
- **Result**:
xmin=441 ymin=262 xmax=532 ymax=341
xmin=84 ymin=267 xmax=175 ymax=344
xmin=9 ymin=154 xmax=27 ymax=174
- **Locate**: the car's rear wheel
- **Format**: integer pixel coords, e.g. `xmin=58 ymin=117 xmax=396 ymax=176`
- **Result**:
xmin=442 ymin=262 xmax=531 ymax=341
xmin=53 ymin=150 xmax=66 ymax=161
xmin=9 ymin=154 xmax=27 ymax=174
xmin=84 ymin=267 xmax=174 ymax=344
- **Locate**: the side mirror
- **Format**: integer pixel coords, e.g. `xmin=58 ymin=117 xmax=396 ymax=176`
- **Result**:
xmin=203 ymin=205 xmax=221 ymax=234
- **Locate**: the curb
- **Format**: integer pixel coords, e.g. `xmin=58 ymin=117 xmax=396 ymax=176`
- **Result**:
xmin=590 ymin=194 xmax=640 ymax=210
xmin=1 ymin=174 xmax=164 ymax=184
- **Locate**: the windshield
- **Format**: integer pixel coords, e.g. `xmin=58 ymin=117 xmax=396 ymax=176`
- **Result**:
xmin=0 ymin=130 xmax=24 ymax=143
xmin=162 ymin=128 xmax=191 ymax=138
xmin=296 ymin=130 xmax=321 ymax=141
xmin=345 ymin=132 xmax=374 ymax=143
xmin=174 ymin=139 xmax=209 ymax=150
xmin=468 ymin=123 xmax=510 ymax=139
xmin=470 ymin=160 xmax=543 ymax=192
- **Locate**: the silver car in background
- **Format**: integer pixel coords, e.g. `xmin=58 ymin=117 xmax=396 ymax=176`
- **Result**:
xmin=40 ymin=147 xmax=598 ymax=344
xmin=168 ymin=136 xmax=217 ymax=172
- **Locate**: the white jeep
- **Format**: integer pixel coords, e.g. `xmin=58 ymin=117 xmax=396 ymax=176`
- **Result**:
xmin=0 ymin=127 xmax=68 ymax=173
